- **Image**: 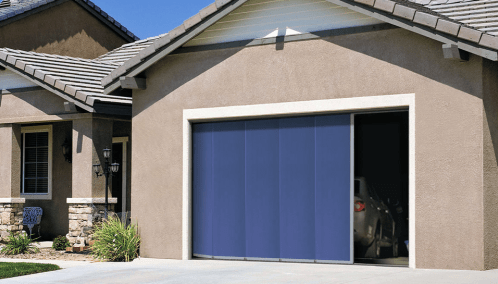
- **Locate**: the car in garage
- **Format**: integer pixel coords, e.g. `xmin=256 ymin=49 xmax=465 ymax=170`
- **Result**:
xmin=354 ymin=177 xmax=399 ymax=258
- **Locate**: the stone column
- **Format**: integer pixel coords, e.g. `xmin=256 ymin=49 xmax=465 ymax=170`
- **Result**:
xmin=0 ymin=200 xmax=24 ymax=241
xmin=67 ymin=118 xmax=116 ymax=246
xmin=66 ymin=200 xmax=116 ymax=246
xmin=0 ymin=124 xmax=24 ymax=240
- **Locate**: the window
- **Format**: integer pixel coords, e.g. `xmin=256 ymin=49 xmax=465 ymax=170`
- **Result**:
xmin=21 ymin=125 xmax=52 ymax=200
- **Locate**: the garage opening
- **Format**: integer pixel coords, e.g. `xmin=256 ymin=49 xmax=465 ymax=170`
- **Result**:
xmin=353 ymin=111 xmax=409 ymax=266
xmin=190 ymin=110 xmax=409 ymax=266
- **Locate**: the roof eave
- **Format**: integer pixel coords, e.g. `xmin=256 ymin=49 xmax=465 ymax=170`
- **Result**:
xmin=102 ymin=0 xmax=249 ymax=95
xmin=102 ymin=0 xmax=498 ymax=95
xmin=328 ymin=0 xmax=498 ymax=60
xmin=0 ymin=61 xmax=96 ymax=113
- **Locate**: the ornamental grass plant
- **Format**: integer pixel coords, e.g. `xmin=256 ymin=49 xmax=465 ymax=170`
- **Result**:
xmin=0 ymin=231 xmax=39 ymax=255
xmin=91 ymin=214 xmax=140 ymax=262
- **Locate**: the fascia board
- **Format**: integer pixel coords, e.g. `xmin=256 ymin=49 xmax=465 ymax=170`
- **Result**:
xmin=103 ymin=0 xmax=249 ymax=95
xmin=325 ymin=0 xmax=498 ymax=61
xmin=0 ymin=62 xmax=95 ymax=113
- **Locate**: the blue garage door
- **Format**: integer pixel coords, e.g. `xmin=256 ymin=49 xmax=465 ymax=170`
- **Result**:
xmin=192 ymin=114 xmax=352 ymax=263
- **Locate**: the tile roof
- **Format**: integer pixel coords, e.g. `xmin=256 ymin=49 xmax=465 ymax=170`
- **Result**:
xmin=0 ymin=0 xmax=11 ymax=9
xmin=424 ymin=0 xmax=498 ymax=35
xmin=0 ymin=47 xmax=130 ymax=111
xmin=100 ymin=0 xmax=498 ymax=93
xmin=0 ymin=0 xmax=139 ymax=41
xmin=0 ymin=33 xmax=164 ymax=111
xmin=96 ymin=33 xmax=167 ymax=65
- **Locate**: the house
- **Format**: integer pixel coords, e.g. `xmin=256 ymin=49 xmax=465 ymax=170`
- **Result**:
xmin=95 ymin=0 xmax=498 ymax=271
xmin=0 ymin=0 xmax=139 ymax=58
xmin=2 ymin=0 xmax=498 ymax=271
xmin=0 ymin=0 xmax=151 ymax=243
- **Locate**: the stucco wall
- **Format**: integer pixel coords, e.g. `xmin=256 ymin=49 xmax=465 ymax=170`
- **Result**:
xmin=0 ymin=1 xmax=128 ymax=58
xmin=0 ymin=124 xmax=21 ymax=198
xmin=131 ymin=28 xmax=489 ymax=270
xmin=482 ymin=59 xmax=498 ymax=270
xmin=25 ymin=121 xmax=72 ymax=240
xmin=0 ymin=89 xmax=67 ymax=120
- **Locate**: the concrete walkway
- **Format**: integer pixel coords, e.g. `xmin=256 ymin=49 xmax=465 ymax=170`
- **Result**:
xmin=1 ymin=258 xmax=498 ymax=283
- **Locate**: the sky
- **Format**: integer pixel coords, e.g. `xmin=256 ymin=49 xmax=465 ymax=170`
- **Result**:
xmin=94 ymin=0 xmax=215 ymax=40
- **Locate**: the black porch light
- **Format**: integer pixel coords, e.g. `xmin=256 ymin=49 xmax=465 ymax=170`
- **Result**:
xmin=103 ymin=148 xmax=111 ymax=159
xmin=61 ymin=138 xmax=71 ymax=163
xmin=110 ymin=162 xmax=120 ymax=173
xmin=93 ymin=147 xmax=119 ymax=219
xmin=93 ymin=164 xmax=101 ymax=174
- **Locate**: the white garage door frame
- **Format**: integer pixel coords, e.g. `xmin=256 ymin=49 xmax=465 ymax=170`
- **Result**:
xmin=183 ymin=93 xmax=416 ymax=268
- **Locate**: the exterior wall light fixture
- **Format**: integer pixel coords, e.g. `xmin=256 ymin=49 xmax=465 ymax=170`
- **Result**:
xmin=93 ymin=147 xmax=119 ymax=219
xmin=61 ymin=138 xmax=71 ymax=163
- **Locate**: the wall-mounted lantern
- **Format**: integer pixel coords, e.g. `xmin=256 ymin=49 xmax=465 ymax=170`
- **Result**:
xmin=61 ymin=138 xmax=71 ymax=163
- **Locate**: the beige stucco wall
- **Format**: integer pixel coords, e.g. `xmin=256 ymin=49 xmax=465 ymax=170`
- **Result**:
xmin=0 ymin=89 xmax=67 ymax=120
xmin=72 ymin=118 xmax=113 ymax=199
xmin=0 ymin=124 xmax=20 ymax=198
xmin=0 ymin=1 xmax=128 ymax=58
xmin=482 ymin=59 xmax=498 ymax=270
xmin=131 ymin=27 xmax=494 ymax=270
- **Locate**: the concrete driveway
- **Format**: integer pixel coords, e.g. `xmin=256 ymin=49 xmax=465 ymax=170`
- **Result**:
xmin=1 ymin=258 xmax=498 ymax=284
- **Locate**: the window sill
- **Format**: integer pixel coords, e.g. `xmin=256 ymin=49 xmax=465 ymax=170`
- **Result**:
xmin=21 ymin=193 xmax=52 ymax=200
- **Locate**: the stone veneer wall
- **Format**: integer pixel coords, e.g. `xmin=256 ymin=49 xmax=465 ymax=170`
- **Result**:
xmin=0 ymin=203 xmax=23 ymax=241
xmin=67 ymin=203 xmax=114 ymax=246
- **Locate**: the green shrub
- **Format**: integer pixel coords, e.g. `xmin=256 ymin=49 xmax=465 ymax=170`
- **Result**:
xmin=52 ymin=235 xmax=70 ymax=251
xmin=91 ymin=215 xmax=140 ymax=262
xmin=0 ymin=232 xmax=39 ymax=255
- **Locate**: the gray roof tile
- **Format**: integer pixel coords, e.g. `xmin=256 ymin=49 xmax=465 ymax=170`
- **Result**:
xmin=96 ymin=34 xmax=165 ymax=65
xmin=0 ymin=48 xmax=131 ymax=108
xmin=421 ymin=0 xmax=498 ymax=35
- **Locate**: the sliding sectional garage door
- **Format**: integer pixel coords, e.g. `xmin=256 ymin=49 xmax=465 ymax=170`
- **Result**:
xmin=192 ymin=114 xmax=352 ymax=263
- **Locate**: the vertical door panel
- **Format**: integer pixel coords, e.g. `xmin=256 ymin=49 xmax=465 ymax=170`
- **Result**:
xmin=279 ymin=117 xmax=316 ymax=260
xmin=192 ymin=123 xmax=214 ymax=257
xmin=315 ymin=114 xmax=351 ymax=262
xmin=212 ymin=121 xmax=246 ymax=258
xmin=245 ymin=119 xmax=280 ymax=259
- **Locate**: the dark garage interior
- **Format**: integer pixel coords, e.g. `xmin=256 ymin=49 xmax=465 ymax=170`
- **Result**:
xmin=354 ymin=111 xmax=409 ymax=266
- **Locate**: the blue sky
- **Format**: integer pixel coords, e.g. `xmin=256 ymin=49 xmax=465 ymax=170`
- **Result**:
xmin=94 ymin=0 xmax=215 ymax=40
